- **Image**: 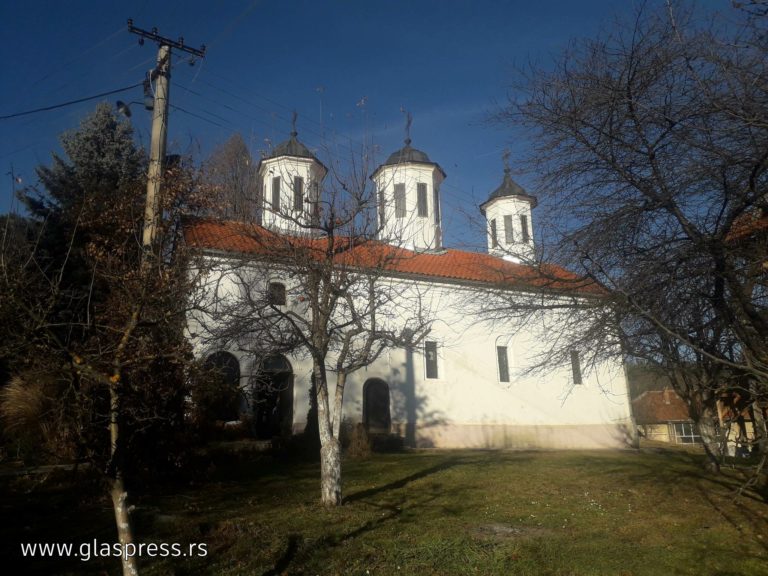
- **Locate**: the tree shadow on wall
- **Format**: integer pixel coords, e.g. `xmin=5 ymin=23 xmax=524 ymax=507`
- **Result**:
xmin=388 ymin=346 xmax=447 ymax=448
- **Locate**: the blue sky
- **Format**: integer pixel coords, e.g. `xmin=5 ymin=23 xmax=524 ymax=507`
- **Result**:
xmin=0 ymin=0 xmax=726 ymax=250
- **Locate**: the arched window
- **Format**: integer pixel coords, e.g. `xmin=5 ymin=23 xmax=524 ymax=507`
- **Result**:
xmin=203 ymin=351 xmax=240 ymax=387
xmin=202 ymin=351 xmax=241 ymax=422
xmin=253 ymin=354 xmax=293 ymax=439
xmin=268 ymin=282 xmax=286 ymax=305
xmin=363 ymin=379 xmax=391 ymax=434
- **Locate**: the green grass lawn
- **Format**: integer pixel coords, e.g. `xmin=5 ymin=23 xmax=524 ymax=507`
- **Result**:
xmin=3 ymin=446 xmax=768 ymax=575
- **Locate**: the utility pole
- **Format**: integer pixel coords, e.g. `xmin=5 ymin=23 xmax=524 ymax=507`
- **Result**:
xmin=127 ymin=20 xmax=205 ymax=250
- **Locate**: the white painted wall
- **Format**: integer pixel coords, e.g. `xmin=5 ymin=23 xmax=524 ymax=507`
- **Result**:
xmin=188 ymin=257 xmax=635 ymax=450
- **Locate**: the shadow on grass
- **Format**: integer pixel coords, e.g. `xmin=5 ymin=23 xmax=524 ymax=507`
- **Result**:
xmin=260 ymin=533 xmax=300 ymax=576
xmin=343 ymin=452 xmax=513 ymax=505
xmin=261 ymin=482 xmax=453 ymax=575
xmin=695 ymin=480 xmax=768 ymax=556
xmin=259 ymin=454 xmax=497 ymax=575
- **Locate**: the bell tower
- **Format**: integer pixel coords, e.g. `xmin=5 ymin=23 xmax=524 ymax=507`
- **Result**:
xmin=372 ymin=115 xmax=446 ymax=251
xmin=257 ymin=116 xmax=327 ymax=235
xmin=480 ymin=152 xmax=537 ymax=262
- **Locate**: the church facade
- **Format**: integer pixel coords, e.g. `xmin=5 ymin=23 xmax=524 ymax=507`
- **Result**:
xmin=184 ymin=131 xmax=636 ymax=450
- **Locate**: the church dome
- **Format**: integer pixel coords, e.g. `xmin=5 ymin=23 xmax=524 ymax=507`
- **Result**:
xmin=480 ymin=168 xmax=538 ymax=214
xmin=384 ymin=139 xmax=432 ymax=165
xmin=267 ymin=131 xmax=317 ymax=161
xmin=374 ymin=138 xmax=446 ymax=178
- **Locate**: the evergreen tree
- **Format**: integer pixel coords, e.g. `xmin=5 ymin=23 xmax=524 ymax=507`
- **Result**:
xmin=1 ymin=103 xmax=201 ymax=575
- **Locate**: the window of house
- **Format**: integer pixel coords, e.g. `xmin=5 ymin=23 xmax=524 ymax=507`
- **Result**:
xmin=293 ymin=176 xmax=304 ymax=211
xmin=497 ymin=346 xmax=510 ymax=382
xmin=417 ymin=183 xmax=428 ymax=217
xmin=504 ymin=215 xmax=514 ymax=243
xmin=433 ymin=184 xmax=441 ymax=224
xmin=490 ymin=219 xmax=498 ymax=248
xmin=520 ymin=214 xmax=530 ymax=243
xmin=271 ymin=176 xmax=281 ymax=211
xmin=394 ymin=183 xmax=406 ymax=218
xmin=570 ymin=350 xmax=582 ymax=385
xmin=268 ymin=282 xmax=286 ymax=305
xmin=670 ymin=422 xmax=701 ymax=444
xmin=425 ymin=341 xmax=439 ymax=379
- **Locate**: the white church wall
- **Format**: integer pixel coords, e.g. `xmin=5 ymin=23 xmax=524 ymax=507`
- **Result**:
xmin=335 ymin=279 xmax=634 ymax=449
xmin=188 ymin=255 xmax=635 ymax=450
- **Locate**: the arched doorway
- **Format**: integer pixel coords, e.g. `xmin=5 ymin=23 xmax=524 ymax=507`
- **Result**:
xmin=253 ymin=354 xmax=293 ymax=439
xmin=202 ymin=351 xmax=242 ymax=422
xmin=363 ymin=378 xmax=391 ymax=434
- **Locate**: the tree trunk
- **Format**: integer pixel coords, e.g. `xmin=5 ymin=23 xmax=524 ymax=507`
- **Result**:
xmin=319 ymin=437 xmax=342 ymax=506
xmin=697 ymin=410 xmax=722 ymax=474
xmin=111 ymin=477 xmax=139 ymax=576
xmin=332 ymin=371 xmax=346 ymax=440
xmin=314 ymin=361 xmax=342 ymax=506
xmin=108 ymin=378 xmax=138 ymax=575
xmin=750 ymin=380 xmax=767 ymax=456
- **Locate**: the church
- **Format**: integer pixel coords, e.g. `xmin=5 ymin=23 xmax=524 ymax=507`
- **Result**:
xmin=184 ymin=128 xmax=636 ymax=450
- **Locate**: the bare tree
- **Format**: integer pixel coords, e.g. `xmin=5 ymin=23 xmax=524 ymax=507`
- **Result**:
xmin=202 ymin=133 xmax=259 ymax=221
xmin=489 ymin=2 xmax=768 ymax=475
xmin=188 ymin=143 xmax=433 ymax=506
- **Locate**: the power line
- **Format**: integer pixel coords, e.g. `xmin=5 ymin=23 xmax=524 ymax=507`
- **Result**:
xmin=171 ymin=104 xmax=233 ymax=130
xmin=28 ymin=25 xmax=127 ymax=91
xmin=0 ymin=82 xmax=143 ymax=121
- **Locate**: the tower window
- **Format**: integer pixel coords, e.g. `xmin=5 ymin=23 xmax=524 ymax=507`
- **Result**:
xmin=570 ymin=350 xmax=582 ymax=385
xmin=268 ymin=282 xmax=286 ymax=305
xmin=490 ymin=219 xmax=498 ymax=248
xmin=293 ymin=176 xmax=304 ymax=211
xmin=311 ymin=182 xmax=320 ymax=225
xmin=377 ymin=188 xmax=386 ymax=226
xmin=271 ymin=177 xmax=281 ymax=211
xmin=425 ymin=341 xmax=439 ymax=379
xmin=433 ymin=184 xmax=441 ymax=224
xmin=504 ymin=215 xmax=514 ymax=243
xmin=417 ymin=183 xmax=428 ymax=217
xmin=520 ymin=214 xmax=530 ymax=243
xmin=394 ymin=183 xmax=406 ymax=218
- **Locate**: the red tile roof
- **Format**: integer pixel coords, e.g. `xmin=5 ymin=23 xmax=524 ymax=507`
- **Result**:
xmin=182 ymin=218 xmax=601 ymax=294
xmin=632 ymin=390 xmax=691 ymax=424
